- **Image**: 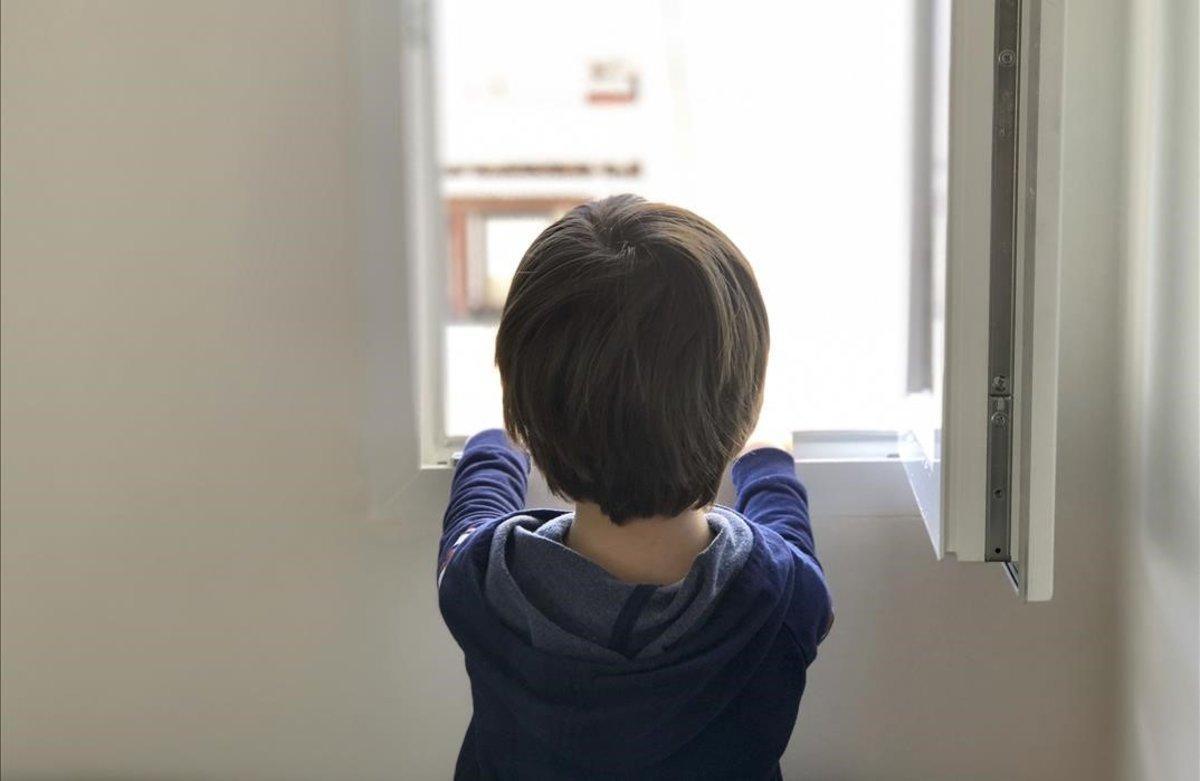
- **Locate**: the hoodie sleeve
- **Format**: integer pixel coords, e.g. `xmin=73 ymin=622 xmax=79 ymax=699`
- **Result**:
xmin=438 ymin=429 xmax=530 ymax=581
xmin=731 ymin=447 xmax=834 ymax=663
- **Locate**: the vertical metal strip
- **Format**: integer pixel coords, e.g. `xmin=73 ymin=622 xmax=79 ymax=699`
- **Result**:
xmin=985 ymin=0 xmax=1021 ymax=561
xmin=986 ymin=396 xmax=1012 ymax=559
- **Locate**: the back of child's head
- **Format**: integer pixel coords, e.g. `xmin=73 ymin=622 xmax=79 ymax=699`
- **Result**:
xmin=495 ymin=194 xmax=769 ymax=524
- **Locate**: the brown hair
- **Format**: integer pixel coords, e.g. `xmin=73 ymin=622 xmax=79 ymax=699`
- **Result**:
xmin=495 ymin=194 xmax=769 ymax=524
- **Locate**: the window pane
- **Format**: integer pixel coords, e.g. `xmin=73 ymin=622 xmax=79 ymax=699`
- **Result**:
xmin=444 ymin=213 xmax=552 ymax=437
xmin=435 ymin=0 xmax=917 ymax=440
xmin=484 ymin=216 xmax=546 ymax=295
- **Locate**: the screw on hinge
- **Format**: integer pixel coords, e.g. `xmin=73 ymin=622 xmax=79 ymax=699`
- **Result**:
xmin=991 ymin=375 xmax=1009 ymax=393
xmin=998 ymin=49 xmax=1016 ymax=67
xmin=990 ymin=396 xmax=1010 ymax=426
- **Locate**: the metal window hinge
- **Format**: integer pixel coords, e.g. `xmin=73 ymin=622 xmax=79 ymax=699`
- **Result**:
xmin=985 ymin=0 xmax=1022 ymax=562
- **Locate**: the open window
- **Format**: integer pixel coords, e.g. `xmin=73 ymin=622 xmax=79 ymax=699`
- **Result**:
xmin=430 ymin=0 xmax=921 ymax=450
xmin=901 ymin=0 xmax=1066 ymax=601
xmin=374 ymin=0 xmax=1065 ymax=601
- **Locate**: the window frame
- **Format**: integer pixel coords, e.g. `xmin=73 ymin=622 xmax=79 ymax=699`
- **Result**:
xmin=383 ymin=0 xmax=925 ymax=521
xmin=903 ymin=0 xmax=1065 ymax=601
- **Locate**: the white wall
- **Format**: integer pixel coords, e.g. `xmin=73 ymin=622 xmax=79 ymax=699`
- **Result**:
xmin=0 ymin=1 xmax=1148 ymax=779
xmin=1 ymin=3 xmax=408 ymax=778
xmin=1116 ymin=1 xmax=1200 ymax=779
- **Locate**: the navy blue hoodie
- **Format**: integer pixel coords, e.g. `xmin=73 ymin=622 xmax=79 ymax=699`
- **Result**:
xmin=437 ymin=431 xmax=833 ymax=780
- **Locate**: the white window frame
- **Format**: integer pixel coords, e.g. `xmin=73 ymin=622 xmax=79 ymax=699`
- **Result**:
xmin=358 ymin=0 xmax=1064 ymax=601
xmin=903 ymin=0 xmax=1065 ymax=601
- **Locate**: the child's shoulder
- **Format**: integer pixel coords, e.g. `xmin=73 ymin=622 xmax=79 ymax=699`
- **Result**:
xmin=438 ymin=508 xmax=559 ymax=588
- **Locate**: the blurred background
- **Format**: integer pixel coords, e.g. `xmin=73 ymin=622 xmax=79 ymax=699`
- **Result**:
xmin=436 ymin=0 xmax=921 ymax=438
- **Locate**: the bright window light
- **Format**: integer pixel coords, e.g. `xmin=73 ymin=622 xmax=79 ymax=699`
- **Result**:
xmin=435 ymin=0 xmax=917 ymax=441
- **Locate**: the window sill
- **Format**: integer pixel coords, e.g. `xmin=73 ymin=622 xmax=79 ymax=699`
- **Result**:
xmin=792 ymin=458 xmax=918 ymax=519
xmin=789 ymin=431 xmax=919 ymax=519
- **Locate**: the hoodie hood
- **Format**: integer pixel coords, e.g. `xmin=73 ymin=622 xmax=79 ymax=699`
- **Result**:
xmin=438 ymin=506 xmax=801 ymax=772
xmin=484 ymin=507 xmax=754 ymax=663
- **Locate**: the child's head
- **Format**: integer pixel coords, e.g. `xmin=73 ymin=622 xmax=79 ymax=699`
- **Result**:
xmin=496 ymin=194 xmax=769 ymax=524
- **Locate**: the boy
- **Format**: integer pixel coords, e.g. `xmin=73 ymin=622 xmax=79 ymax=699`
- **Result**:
xmin=437 ymin=195 xmax=833 ymax=780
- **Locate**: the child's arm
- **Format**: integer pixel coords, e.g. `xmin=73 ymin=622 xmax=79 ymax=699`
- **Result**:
xmin=731 ymin=446 xmax=834 ymax=662
xmin=438 ymin=429 xmax=530 ymax=578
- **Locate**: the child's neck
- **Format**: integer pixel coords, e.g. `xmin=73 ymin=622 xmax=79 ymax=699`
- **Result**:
xmin=566 ymin=501 xmax=714 ymax=586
